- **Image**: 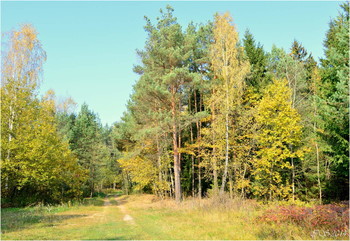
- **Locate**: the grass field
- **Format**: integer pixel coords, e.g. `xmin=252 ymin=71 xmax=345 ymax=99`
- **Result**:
xmin=1 ymin=194 xmax=349 ymax=240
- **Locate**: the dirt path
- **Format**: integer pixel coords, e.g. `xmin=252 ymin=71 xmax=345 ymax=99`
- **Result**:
xmin=81 ymin=195 xmax=135 ymax=225
xmin=104 ymin=198 xmax=111 ymax=206
xmin=113 ymin=196 xmax=136 ymax=225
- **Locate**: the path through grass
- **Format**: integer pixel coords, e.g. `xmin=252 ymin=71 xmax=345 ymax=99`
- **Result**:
xmin=1 ymin=195 xmax=149 ymax=240
xmin=1 ymin=194 xmax=348 ymax=240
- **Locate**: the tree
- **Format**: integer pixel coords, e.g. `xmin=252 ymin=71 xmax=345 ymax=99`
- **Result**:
xmin=243 ymin=29 xmax=270 ymax=92
xmin=304 ymin=67 xmax=328 ymax=203
xmin=55 ymin=97 xmax=77 ymax=144
xmin=132 ymin=5 xmax=199 ymax=202
xmin=1 ymin=25 xmax=46 ymax=189
xmin=209 ymin=12 xmax=250 ymax=195
xmin=253 ymin=78 xmax=304 ymax=201
xmin=268 ymin=45 xmax=310 ymax=200
xmin=1 ymin=25 xmax=85 ymax=205
xmin=290 ymin=40 xmax=308 ymax=61
xmin=182 ymin=21 xmax=213 ymax=198
xmin=71 ymin=103 xmax=105 ymax=197
xmin=319 ymin=2 xmax=349 ymax=200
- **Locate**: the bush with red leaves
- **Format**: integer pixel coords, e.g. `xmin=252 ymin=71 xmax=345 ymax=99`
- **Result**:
xmin=259 ymin=202 xmax=349 ymax=232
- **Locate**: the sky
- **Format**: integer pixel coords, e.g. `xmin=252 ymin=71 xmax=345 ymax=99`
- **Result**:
xmin=2 ymin=1 xmax=342 ymax=126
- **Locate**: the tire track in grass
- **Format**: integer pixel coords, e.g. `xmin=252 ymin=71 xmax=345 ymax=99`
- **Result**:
xmin=114 ymin=196 xmax=136 ymax=225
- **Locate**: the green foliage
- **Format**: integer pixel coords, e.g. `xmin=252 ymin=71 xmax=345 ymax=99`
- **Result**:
xmin=319 ymin=2 xmax=349 ymax=200
xmin=118 ymin=5 xmax=210 ymax=200
xmin=243 ymin=29 xmax=270 ymax=92
xmin=68 ymin=104 xmax=120 ymax=196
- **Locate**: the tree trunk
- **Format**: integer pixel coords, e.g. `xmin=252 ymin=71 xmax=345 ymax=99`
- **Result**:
xmin=173 ymin=133 xmax=181 ymax=202
xmin=290 ymin=64 xmax=297 ymax=202
xmin=213 ymin=159 xmax=218 ymax=193
xmin=171 ymin=88 xmax=181 ymax=202
xmin=241 ymin=163 xmax=247 ymax=198
xmin=269 ymin=164 xmax=273 ymax=201
xmin=220 ymin=83 xmax=230 ymax=195
xmin=156 ymin=135 xmax=163 ymax=198
xmin=316 ymin=142 xmax=322 ymax=204
xmin=169 ymin=167 xmax=175 ymax=198
xmin=291 ymin=154 xmax=295 ymax=202
xmin=198 ymin=165 xmax=202 ymax=199
xmin=312 ymin=91 xmax=322 ymax=204
xmin=6 ymin=98 xmax=16 ymax=192
xmin=210 ymin=90 xmax=219 ymax=194
xmin=123 ymin=171 xmax=129 ymax=195
xmin=229 ymin=171 xmax=233 ymax=199
xmin=190 ymin=124 xmax=195 ymax=197
xmin=189 ymin=93 xmax=195 ymax=197
xmin=197 ymin=90 xmax=203 ymax=199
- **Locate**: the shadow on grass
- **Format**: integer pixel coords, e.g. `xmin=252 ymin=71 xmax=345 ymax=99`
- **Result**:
xmin=80 ymin=197 xmax=105 ymax=206
xmin=81 ymin=193 xmax=125 ymax=207
xmin=1 ymin=208 xmax=87 ymax=234
xmin=105 ymin=236 xmax=137 ymax=240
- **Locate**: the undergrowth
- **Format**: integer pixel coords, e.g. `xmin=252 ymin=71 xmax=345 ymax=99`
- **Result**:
xmin=259 ymin=201 xmax=349 ymax=238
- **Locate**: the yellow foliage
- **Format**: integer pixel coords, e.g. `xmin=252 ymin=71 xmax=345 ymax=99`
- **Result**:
xmin=201 ymin=12 xmax=250 ymax=186
xmin=253 ymin=78 xmax=305 ymax=200
xmin=119 ymin=155 xmax=157 ymax=191
xmin=1 ymin=24 xmax=85 ymax=202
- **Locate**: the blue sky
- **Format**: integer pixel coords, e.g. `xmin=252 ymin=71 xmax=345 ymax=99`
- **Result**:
xmin=2 ymin=1 xmax=342 ymax=126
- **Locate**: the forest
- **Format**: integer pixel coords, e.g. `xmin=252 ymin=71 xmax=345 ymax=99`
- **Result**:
xmin=1 ymin=3 xmax=348 ymax=208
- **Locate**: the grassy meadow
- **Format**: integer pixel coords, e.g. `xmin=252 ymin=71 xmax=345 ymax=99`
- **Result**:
xmin=1 ymin=193 xmax=348 ymax=240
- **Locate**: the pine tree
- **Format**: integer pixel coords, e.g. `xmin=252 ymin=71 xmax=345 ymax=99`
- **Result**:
xmin=319 ymin=2 xmax=349 ymax=200
xmin=71 ymin=103 xmax=105 ymax=197
xmin=131 ymin=5 xmax=199 ymax=202
xmin=243 ymin=30 xmax=270 ymax=92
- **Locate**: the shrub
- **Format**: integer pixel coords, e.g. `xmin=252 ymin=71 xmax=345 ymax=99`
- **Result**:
xmin=259 ymin=202 xmax=349 ymax=232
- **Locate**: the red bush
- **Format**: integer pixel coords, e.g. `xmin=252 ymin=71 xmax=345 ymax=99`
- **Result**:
xmin=259 ymin=202 xmax=349 ymax=232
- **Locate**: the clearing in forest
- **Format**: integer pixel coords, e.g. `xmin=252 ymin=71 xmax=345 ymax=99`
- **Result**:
xmin=1 ymin=194 xmax=348 ymax=240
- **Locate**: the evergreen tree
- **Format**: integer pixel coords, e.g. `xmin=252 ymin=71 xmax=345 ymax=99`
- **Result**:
xmin=243 ymin=30 xmax=270 ymax=92
xmin=71 ymin=103 xmax=105 ymax=197
xmin=131 ymin=5 xmax=200 ymax=202
xmin=320 ymin=2 xmax=349 ymax=200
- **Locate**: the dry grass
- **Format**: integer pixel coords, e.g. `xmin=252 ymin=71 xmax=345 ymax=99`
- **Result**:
xmin=125 ymin=194 xmax=348 ymax=240
xmin=2 ymin=194 xmax=348 ymax=240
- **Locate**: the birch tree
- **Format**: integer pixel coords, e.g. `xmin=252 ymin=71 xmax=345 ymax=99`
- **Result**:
xmin=209 ymin=12 xmax=249 ymax=195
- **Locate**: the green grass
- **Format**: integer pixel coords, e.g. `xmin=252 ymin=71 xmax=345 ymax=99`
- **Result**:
xmin=1 ymin=194 xmax=348 ymax=240
xmin=1 ymin=195 xmax=138 ymax=240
